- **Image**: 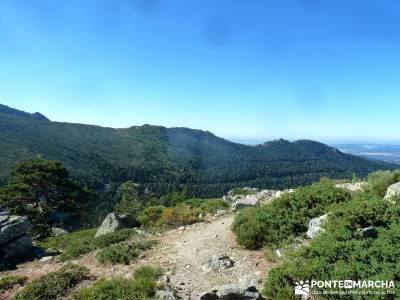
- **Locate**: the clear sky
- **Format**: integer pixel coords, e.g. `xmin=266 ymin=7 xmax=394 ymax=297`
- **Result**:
xmin=1 ymin=0 xmax=400 ymax=143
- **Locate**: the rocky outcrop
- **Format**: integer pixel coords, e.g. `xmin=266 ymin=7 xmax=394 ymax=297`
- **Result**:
xmin=225 ymin=188 xmax=294 ymax=211
xmin=95 ymin=212 xmax=138 ymax=237
xmin=306 ymin=214 xmax=328 ymax=239
xmin=231 ymin=195 xmax=261 ymax=211
xmin=202 ymin=254 xmax=235 ymax=272
xmin=335 ymin=182 xmax=366 ymax=192
xmin=0 ymin=211 xmax=33 ymax=262
xmin=200 ymin=284 xmax=263 ymax=300
xmin=384 ymin=182 xmax=400 ymax=204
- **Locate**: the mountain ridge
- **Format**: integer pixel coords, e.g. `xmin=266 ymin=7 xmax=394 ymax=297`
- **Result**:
xmin=0 ymin=104 xmax=395 ymax=196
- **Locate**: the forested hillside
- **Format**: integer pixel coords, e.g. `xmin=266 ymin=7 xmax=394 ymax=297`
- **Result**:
xmin=0 ymin=105 xmax=394 ymax=197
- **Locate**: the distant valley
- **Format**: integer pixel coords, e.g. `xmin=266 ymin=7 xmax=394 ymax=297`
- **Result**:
xmin=334 ymin=143 xmax=400 ymax=164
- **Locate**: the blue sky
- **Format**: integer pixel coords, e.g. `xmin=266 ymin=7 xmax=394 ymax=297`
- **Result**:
xmin=1 ymin=0 xmax=400 ymax=143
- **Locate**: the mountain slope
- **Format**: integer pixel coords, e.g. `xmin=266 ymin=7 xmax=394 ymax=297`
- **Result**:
xmin=0 ymin=104 xmax=49 ymax=121
xmin=0 ymin=105 xmax=394 ymax=196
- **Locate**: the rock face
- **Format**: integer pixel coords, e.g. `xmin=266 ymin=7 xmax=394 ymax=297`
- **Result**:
xmin=384 ymin=182 xmax=400 ymax=203
xmin=202 ymin=254 xmax=235 ymax=272
xmin=200 ymin=284 xmax=263 ymax=300
xmin=0 ymin=211 xmax=33 ymax=262
xmin=225 ymin=188 xmax=294 ymax=211
xmin=95 ymin=212 xmax=138 ymax=237
xmin=306 ymin=214 xmax=328 ymax=239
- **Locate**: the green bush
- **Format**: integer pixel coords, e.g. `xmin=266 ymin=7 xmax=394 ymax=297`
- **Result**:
xmin=96 ymin=236 xmax=155 ymax=265
xmin=138 ymin=198 xmax=227 ymax=229
xmin=38 ymin=228 xmax=137 ymax=261
xmin=138 ymin=205 xmax=165 ymax=227
xmin=94 ymin=228 xmax=136 ymax=248
xmin=73 ymin=266 xmax=162 ymax=300
xmin=13 ymin=264 xmax=89 ymax=300
xmin=366 ymin=169 xmax=400 ymax=197
xmin=232 ymin=179 xmax=352 ymax=249
xmin=263 ymin=196 xmax=400 ymax=299
xmin=96 ymin=243 xmax=139 ymax=265
xmin=0 ymin=275 xmax=27 ymax=293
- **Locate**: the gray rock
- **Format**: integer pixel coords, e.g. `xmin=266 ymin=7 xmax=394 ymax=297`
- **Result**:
xmin=202 ymin=254 xmax=235 ymax=272
xmin=306 ymin=214 xmax=328 ymax=239
xmin=201 ymin=284 xmax=263 ymax=300
xmin=1 ymin=235 xmax=33 ymax=260
xmin=0 ymin=214 xmax=31 ymax=245
xmin=335 ymin=182 xmax=366 ymax=192
xmin=384 ymin=182 xmax=400 ymax=203
xmin=51 ymin=227 xmax=68 ymax=237
xmin=231 ymin=195 xmax=261 ymax=211
xmin=215 ymin=210 xmax=227 ymax=216
xmin=0 ymin=211 xmax=10 ymax=224
xmin=95 ymin=212 xmax=138 ymax=237
xmin=239 ymin=272 xmax=262 ymax=286
xmin=358 ymin=227 xmax=378 ymax=238
xmin=155 ymin=289 xmax=176 ymax=300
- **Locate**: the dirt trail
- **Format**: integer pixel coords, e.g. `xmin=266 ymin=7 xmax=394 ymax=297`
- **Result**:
xmin=145 ymin=214 xmax=269 ymax=299
xmin=2 ymin=214 xmax=270 ymax=299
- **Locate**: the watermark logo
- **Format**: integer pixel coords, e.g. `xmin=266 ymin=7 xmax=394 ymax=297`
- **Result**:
xmin=294 ymin=280 xmax=310 ymax=296
xmin=293 ymin=279 xmax=396 ymax=297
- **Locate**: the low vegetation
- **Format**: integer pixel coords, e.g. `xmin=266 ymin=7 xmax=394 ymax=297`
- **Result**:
xmin=138 ymin=198 xmax=228 ymax=228
xmin=232 ymin=179 xmax=352 ymax=249
xmin=73 ymin=266 xmax=162 ymax=300
xmin=12 ymin=264 xmax=89 ymax=300
xmin=38 ymin=228 xmax=137 ymax=261
xmin=264 ymin=194 xmax=400 ymax=299
xmin=0 ymin=275 xmax=27 ymax=293
xmin=231 ymin=169 xmax=400 ymax=299
xmin=96 ymin=239 xmax=155 ymax=265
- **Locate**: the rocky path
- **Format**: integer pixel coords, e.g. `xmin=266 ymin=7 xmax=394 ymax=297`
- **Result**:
xmin=145 ymin=214 xmax=269 ymax=299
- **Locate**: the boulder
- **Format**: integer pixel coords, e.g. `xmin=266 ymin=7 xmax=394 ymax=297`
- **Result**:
xmin=95 ymin=213 xmax=120 ymax=237
xmin=358 ymin=227 xmax=378 ymax=238
xmin=231 ymin=195 xmax=261 ymax=211
xmin=51 ymin=227 xmax=68 ymax=237
xmin=0 ymin=214 xmax=31 ymax=245
xmin=215 ymin=210 xmax=228 ymax=216
xmin=95 ymin=212 xmax=138 ymax=237
xmin=306 ymin=214 xmax=328 ymax=239
xmin=201 ymin=284 xmax=263 ymax=300
xmin=0 ymin=210 xmax=33 ymax=262
xmin=155 ymin=289 xmax=176 ymax=300
xmin=384 ymin=182 xmax=400 ymax=203
xmin=1 ymin=235 xmax=33 ymax=260
xmin=202 ymin=254 xmax=235 ymax=272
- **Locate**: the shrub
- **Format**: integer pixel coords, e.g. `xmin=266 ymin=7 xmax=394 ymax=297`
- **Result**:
xmin=38 ymin=228 xmax=137 ymax=261
xmin=138 ymin=205 xmax=165 ymax=227
xmin=232 ymin=179 xmax=352 ymax=249
xmin=96 ymin=243 xmax=139 ymax=265
xmin=94 ymin=228 xmax=136 ymax=248
xmin=366 ymin=169 xmax=400 ymax=197
xmin=13 ymin=264 xmax=89 ymax=300
xmin=0 ymin=275 xmax=27 ymax=293
xmin=159 ymin=205 xmax=199 ymax=227
xmin=263 ymin=196 xmax=400 ymax=299
xmin=73 ymin=266 xmax=162 ymax=300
